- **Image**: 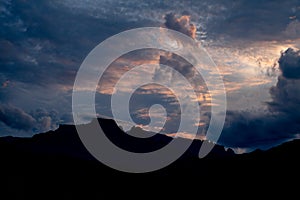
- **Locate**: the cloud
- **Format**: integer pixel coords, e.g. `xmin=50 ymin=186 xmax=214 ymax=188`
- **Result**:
xmin=0 ymin=103 xmax=68 ymax=135
xmin=128 ymin=85 xmax=181 ymax=133
xmin=155 ymin=14 xmax=207 ymax=94
xmin=164 ymin=13 xmax=197 ymax=39
xmin=0 ymin=0 xmax=152 ymax=89
xmin=0 ymin=0 xmax=153 ymax=135
xmin=277 ymin=48 xmax=300 ymax=79
xmin=0 ymin=104 xmax=36 ymax=131
xmin=284 ymin=20 xmax=300 ymax=39
xmin=158 ymin=53 xmax=195 ymax=79
xmin=219 ymin=47 xmax=300 ymax=150
xmin=1 ymin=0 xmax=300 ymax=146
xmin=155 ymin=52 xmax=208 ymax=99
xmin=30 ymin=108 xmax=61 ymax=132
xmin=270 ymin=48 xmax=300 ymax=114
xmin=62 ymin=0 xmax=300 ymax=42
xmin=218 ymin=110 xmax=296 ymax=150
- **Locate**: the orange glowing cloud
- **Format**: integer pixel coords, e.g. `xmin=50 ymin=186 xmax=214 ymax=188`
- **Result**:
xmin=164 ymin=13 xmax=197 ymax=39
xmin=167 ymin=132 xmax=206 ymax=141
xmin=176 ymin=15 xmax=197 ymax=39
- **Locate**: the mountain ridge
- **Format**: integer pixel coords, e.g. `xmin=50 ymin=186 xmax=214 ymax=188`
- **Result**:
xmin=1 ymin=117 xmax=300 ymax=160
xmin=1 ymin=117 xmax=299 ymax=197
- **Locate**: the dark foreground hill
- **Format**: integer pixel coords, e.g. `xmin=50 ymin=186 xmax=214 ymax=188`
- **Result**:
xmin=0 ymin=118 xmax=299 ymax=197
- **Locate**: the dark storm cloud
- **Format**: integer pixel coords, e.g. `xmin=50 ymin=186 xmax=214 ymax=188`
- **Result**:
xmin=0 ymin=104 xmax=35 ymax=131
xmin=269 ymin=48 xmax=300 ymax=114
xmin=219 ymin=111 xmax=297 ymax=149
xmin=219 ymin=47 xmax=300 ymax=149
xmin=164 ymin=13 xmax=197 ymax=39
xmin=277 ymin=48 xmax=300 ymax=79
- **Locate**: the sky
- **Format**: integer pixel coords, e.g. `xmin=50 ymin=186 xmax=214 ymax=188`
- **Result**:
xmin=1 ymin=0 xmax=300 ymax=152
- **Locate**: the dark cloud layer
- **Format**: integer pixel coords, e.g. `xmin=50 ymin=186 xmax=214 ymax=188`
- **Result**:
xmin=0 ymin=104 xmax=65 ymax=135
xmin=0 ymin=104 xmax=35 ymax=131
xmin=0 ymin=0 xmax=150 ymax=88
xmin=207 ymin=0 xmax=300 ymax=41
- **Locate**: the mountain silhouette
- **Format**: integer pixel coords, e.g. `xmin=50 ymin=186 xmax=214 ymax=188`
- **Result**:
xmin=1 ymin=118 xmax=299 ymax=197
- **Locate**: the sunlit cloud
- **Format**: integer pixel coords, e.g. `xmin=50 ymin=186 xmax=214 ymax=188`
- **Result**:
xmin=167 ymin=132 xmax=206 ymax=141
xmin=164 ymin=14 xmax=197 ymax=39
xmin=194 ymin=122 xmax=206 ymax=127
